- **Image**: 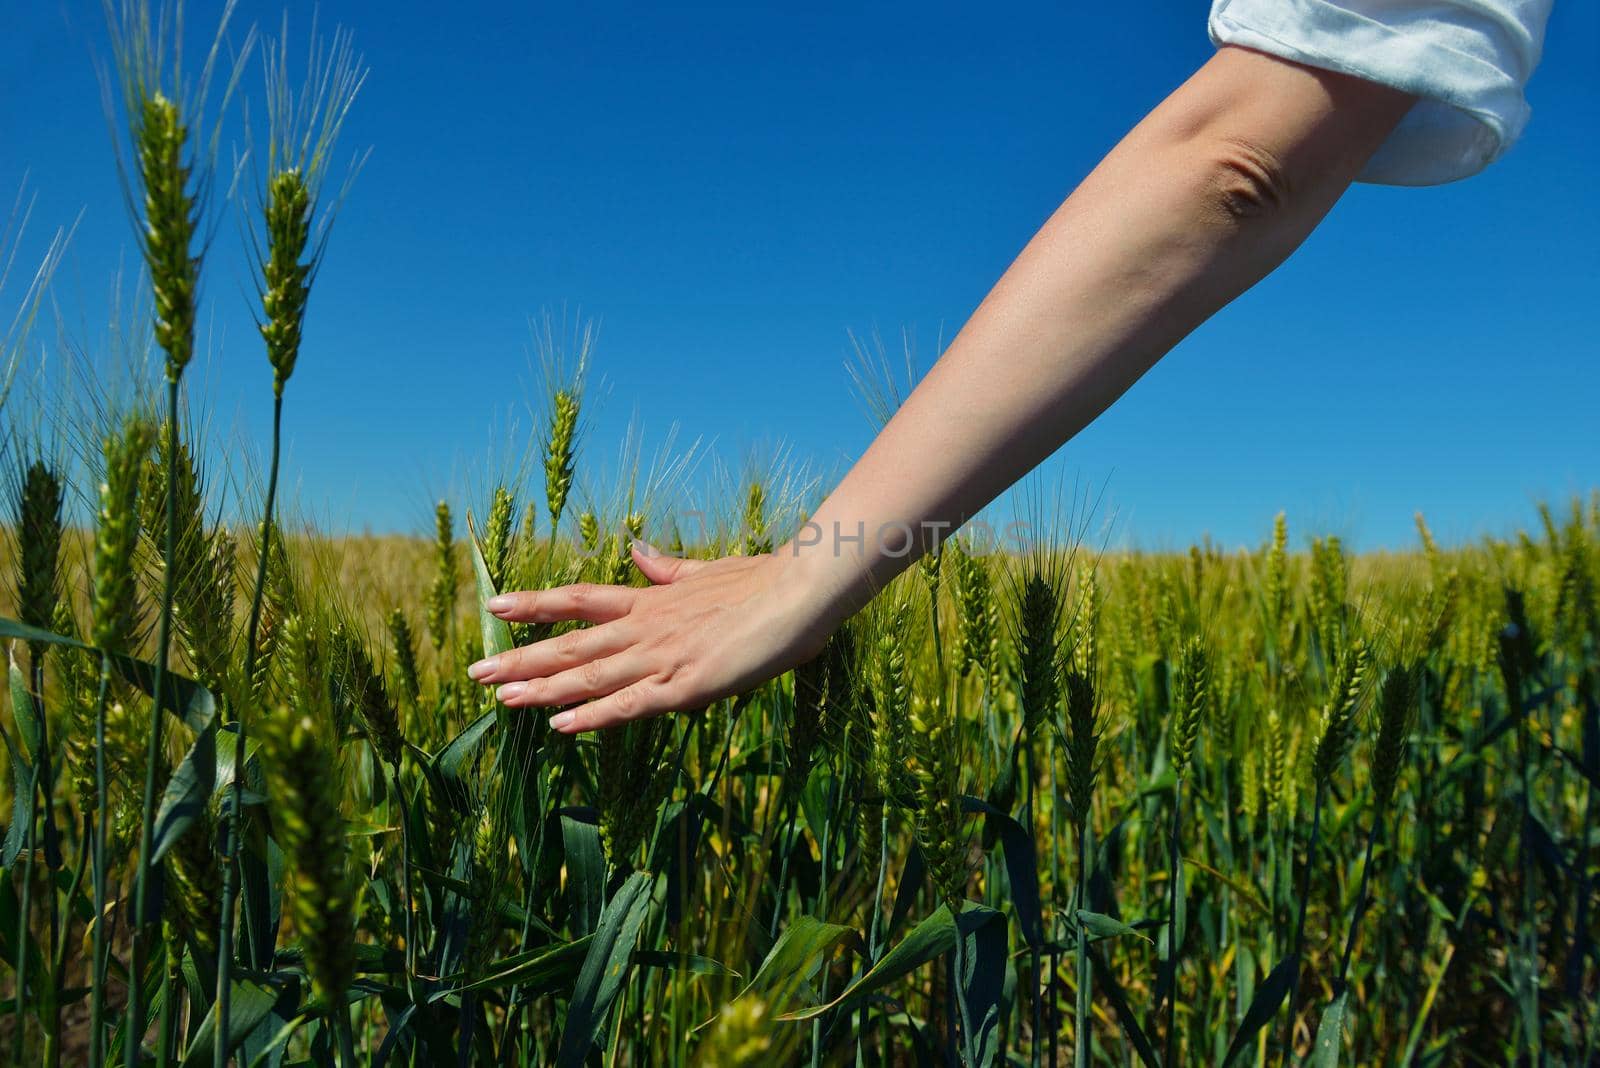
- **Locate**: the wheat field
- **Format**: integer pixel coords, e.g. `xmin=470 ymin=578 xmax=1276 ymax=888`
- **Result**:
xmin=1 ymin=4 xmax=1596 ymax=1067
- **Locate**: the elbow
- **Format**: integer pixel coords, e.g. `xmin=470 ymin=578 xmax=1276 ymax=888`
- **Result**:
xmin=1152 ymin=45 xmax=1408 ymax=229
xmin=1200 ymin=135 xmax=1293 ymax=224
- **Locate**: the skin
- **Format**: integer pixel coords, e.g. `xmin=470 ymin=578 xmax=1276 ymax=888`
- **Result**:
xmin=469 ymin=44 xmax=1417 ymax=733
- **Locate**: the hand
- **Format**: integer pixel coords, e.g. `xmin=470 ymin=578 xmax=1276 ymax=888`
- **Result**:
xmin=467 ymin=542 xmax=835 ymax=734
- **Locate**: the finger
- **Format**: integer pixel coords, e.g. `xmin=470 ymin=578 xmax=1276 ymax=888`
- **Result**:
xmin=486 ymin=583 xmax=637 ymax=624
xmin=548 ymin=675 xmax=676 ymax=733
xmin=496 ymin=651 xmax=654 ymax=709
xmin=468 ymin=622 xmax=633 ymax=684
xmin=631 ymin=541 xmax=711 ymax=585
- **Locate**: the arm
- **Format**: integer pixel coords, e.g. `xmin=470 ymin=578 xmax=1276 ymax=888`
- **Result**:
xmin=471 ymin=45 xmax=1416 ymax=732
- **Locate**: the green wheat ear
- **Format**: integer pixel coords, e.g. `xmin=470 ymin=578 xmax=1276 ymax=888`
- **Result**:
xmin=910 ymin=692 xmax=968 ymax=914
xmin=950 ymin=540 xmax=998 ymax=685
xmin=545 ymin=387 xmax=581 ymax=531
xmin=1265 ymin=511 xmax=1289 ymax=638
xmin=54 ymin=602 xmax=100 ymax=803
xmin=857 ymin=597 xmax=911 ymax=863
xmin=281 ymin=613 xmax=332 ymax=729
xmin=1240 ymin=750 xmax=1263 ymax=824
xmin=1071 ymin=563 xmax=1100 ymax=678
xmin=483 ymin=485 xmax=516 ymax=591
xmin=260 ymin=169 xmax=311 ymax=394
xmin=1553 ymin=504 xmax=1599 ymax=650
xmin=597 ymin=718 xmax=673 ymax=870
xmin=1370 ymin=663 xmax=1417 ymax=807
xmin=1284 ymin=726 xmax=1307 ymax=822
xmin=577 ymin=511 xmax=600 ymax=554
xmin=1264 ymin=708 xmax=1288 ymax=816
xmin=249 ymin=519 xmax=297 ymax=700
xmin=386 ymin=609 xmax=423 ymax=707
xmin=870 ymin=596 xmax=912 ymax=800
xmin=1313 ymin=638 xmax=1370 ymax=786
xmin=92 ymin=416 xmax=153 ymax=654
xmin=263 ymin=710 xmax=355 ymax=1006
xmin=135 ymin=93 xmax=199 ymax=380
xmin=1170 ymin=636 xmax=1208 ymax=778
xmin=465 ymin=802 xmax=506 ymax=975
xmin=609 ymin=511 xmax=647 ymax=584
xmin=1414 ymin=510 xmax=1442 ymax=578
xmin=142 ymin=424 xmax=235 ymax=690
xmin=1016 ymin=572 xmax=1063 ymax=739
xmin=1310 ymin=535 xmax=1350 ymax=659
xmin=1416 ymin=570 xmax=1459 ymax=659
xmin=1063 ymin=670 xmax=1100 ymax=829
xmin=426 ymin=500 xmax=457 ymax=653
xmin=1209 ymin=659 xmax=1237 ymax=749
xmin=741 ymin=480 xmax=772 ymax=555
xmin=15 ymin=459 xmax=65 ymax=646
xmin=331 ymin=623 xmax=403 ymax=768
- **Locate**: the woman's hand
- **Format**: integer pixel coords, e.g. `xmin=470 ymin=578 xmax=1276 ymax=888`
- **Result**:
xmin=468 ymin=542 xmax=835 ymax=734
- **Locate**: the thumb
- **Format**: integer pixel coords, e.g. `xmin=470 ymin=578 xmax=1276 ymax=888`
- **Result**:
xmin=631 ymin=540 xmax=708 ymax=585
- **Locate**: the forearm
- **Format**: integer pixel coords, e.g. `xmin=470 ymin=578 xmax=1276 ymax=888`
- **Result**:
xmin=786 ymin=46 xmax=1413 ymax=621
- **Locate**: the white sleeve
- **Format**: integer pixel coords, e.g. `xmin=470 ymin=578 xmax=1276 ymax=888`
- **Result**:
xmin=1207 ymin=0 xmax=1553 ymax=186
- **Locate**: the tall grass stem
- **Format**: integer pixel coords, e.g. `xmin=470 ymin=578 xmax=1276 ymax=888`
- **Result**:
xmin=214 ymin=394 xmax=283 ymax=1064
xmin=128 ymin=376 xmax=181 ymax=1068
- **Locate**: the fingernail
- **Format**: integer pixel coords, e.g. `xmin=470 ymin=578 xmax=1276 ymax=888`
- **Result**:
xmin=486 ymin=594 xmax=513 ymax=613
xmin=630 ymin=538 xmax=653 ymax=556
xmin=467 ymin=658 xmax=496 ymax=681
xmin=496 ymin=682 xmax=526 ymax=701
xmin=549 ymin=710 xmax=575 ymax=731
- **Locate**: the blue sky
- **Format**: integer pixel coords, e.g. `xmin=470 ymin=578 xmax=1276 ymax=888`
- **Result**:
xmin=3 ymin=2 xmax=1596 ymax=551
